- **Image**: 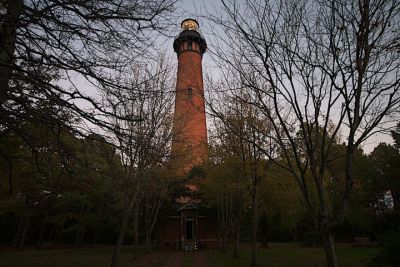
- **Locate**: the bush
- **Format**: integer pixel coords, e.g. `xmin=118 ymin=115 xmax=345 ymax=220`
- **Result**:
xmin=303 ymin=230 xmax=321 ymax=246
xmin=370 ymin=227 xmax=400 ymax=267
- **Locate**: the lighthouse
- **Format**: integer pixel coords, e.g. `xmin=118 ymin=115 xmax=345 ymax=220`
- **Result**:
xmin=171 ymin=19 xmax=208 ymax=174
xmin=160 ymin=19 xmax=217 ymax=251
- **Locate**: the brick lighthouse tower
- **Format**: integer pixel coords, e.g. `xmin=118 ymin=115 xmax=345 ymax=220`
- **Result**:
xmin=160 ymin=20 xmax=217 ymax=251
xmin=171 ymin=19 xmax=207 ymax=174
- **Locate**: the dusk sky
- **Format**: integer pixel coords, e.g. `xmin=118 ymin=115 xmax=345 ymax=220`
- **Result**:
xmin=173 ymin=0 xmax=396 ymax=153
xmin=62 ymin=0 xmax=395 ymax=154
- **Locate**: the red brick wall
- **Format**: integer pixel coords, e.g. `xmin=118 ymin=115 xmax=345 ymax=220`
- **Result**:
xmin=160 ymin=217 xmax=181 ymax=240
xmin=197 ymin=217 xmax=218 ymax=239
xmin=171 ymin=43 xmax=208 ymax=174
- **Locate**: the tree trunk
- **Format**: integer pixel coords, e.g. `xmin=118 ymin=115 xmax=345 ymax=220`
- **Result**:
xmin=93 ymin=232 xmax=98 ymax=245
xmin=145 ymin=231 xmax=151 ymax=251
xmin=12 ymin=216 xmax=23 ymax=247
xmin=233 ymin=192 xmax=241 ymax=258
xmin=111 ymin=211 xmax=129 ymax=267
xmin=79 ymin=228 xmax=85 ymax=247
xmin=222 ymin=228 xmax=227 ymax=253
xmin=50 ymin=224 xmax=57 ymax=243
xmin=250 ymin=194 xmax=258 ymax=267
xmin=37 ymin=223 xmax=45 ymax=248
xmin=145 ymin=188 xmax=166 ymax=252
xmin=0 ymin=0 xmax=23 ymax=104
xmin=75 ymin=227 xmax=81 ymax=249
xmin=391 ymin=190 xmax=399 ymax=209
xmin=289 ymin=229 xmax=297 ymax=242
xmin=55 ymin=220 xmax=65 ymax=245
xmin=233 ymin=219 xmax=240 ymax=258
xmin=18 ymin=213 xmax=31 ymax=249
xmin=216 ymin=224 xmax=221 ymax=249
xmin=111 ymin=184 xmax=140 ymax=267
xmin=323 ymin=232 xmax=339 ymax=267
xmin=133 ymin=203 xmax=139 ymax=250
xmin=75 ymin=227 xmax=85 ymax=249
xmin=219 ymin=196 xmax=228 ymax=253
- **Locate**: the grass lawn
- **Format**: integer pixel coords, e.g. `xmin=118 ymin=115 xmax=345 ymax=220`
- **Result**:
xmin=0 ymin=246 xmax=166 ymax=267
xmin=181 ymin=253 xmax=193 ymax=267
xmin=0 ymin=243 xmax=378 ymax=267
xmin=206 ymin=243 xmax=378 ymax=267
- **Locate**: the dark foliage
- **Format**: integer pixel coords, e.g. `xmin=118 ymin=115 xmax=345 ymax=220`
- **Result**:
xmin=370 ymin=227 xmax=400 ymax=267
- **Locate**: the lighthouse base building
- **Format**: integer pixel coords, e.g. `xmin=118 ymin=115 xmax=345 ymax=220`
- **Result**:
xmin=159 ymin=203 xmax=218 ymax=250
xmin=159 ymin=19 xmax=218 ymax=251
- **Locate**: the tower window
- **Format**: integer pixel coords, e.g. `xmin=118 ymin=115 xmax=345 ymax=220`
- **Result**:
xmin=188 ymin=41 xmax=192 ymax=50
xmin=187 ymin=87 xmax=193 ymax=101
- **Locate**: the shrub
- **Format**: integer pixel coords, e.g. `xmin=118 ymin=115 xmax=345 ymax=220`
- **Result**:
xmin=370 ymin=227 xmax=400 ymax=267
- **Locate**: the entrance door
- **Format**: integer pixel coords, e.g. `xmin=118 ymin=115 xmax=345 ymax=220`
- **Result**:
xmin=185 ymin=219 xmax=193 ymax=240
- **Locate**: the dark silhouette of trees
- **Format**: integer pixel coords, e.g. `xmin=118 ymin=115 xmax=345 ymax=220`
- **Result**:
xmin=369 ymin=143 xmax=400 ymax=211
xmin=0 ymin=118 xmax=119 ymax=249
xmin=392 ymin=123 xmax=400 ymax=149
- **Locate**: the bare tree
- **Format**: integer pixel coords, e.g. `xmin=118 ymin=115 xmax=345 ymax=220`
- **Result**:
xmin=208 ymin=85 xmax=275 ymax=266
xmin=105 ymin=58 xmax=174 ymax=267
xmin=206 ymin=151 xmax=235 ymax=253
xmin=0 ymin=0 xmax=176 ymax=137
xmin=206 ymin=0 xmax=400 ymax=266
xmin=142 ymin=168 xmax=169 ymax=250
xmin=0 ymin=0 xmax=177 ymax=197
